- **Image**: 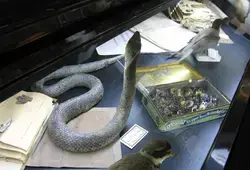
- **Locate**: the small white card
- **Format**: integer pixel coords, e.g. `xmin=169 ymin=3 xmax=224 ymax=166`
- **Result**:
xmin=120 ymin=124 xmax=148 ymax=149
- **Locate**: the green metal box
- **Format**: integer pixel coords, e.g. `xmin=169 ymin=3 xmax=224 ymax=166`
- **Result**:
xmin=136 ymin=63 xmax=230 ymax=131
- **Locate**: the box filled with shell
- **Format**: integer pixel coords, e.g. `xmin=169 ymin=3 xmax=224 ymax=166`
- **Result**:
xmin=136 ymin=63 xmax=230 ymax=131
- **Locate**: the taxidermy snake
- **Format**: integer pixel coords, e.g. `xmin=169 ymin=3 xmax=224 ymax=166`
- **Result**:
xmin=31 ymin=32 xmax=141 ymax=152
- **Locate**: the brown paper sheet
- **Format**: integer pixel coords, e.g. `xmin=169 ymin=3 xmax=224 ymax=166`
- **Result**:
xmin=26 ymin=107 xmax=122 ymax=168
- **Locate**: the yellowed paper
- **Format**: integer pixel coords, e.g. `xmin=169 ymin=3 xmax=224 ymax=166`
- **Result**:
xmin=0 ymin=159 xmax=24 ymax=170
xmin=0 ymin=108 xmax=50 ymax=163
xmin=0 ymin=91 xmax=54 ymax=154
xmin=0 ymin=148 xmax=26 ymax=162
xmin=27 ymin=107 xmax=122 ymax=168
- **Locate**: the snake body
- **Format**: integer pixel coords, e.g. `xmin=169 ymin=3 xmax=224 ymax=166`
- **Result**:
xmin=32 ymin=32 xmax=141 ymax=152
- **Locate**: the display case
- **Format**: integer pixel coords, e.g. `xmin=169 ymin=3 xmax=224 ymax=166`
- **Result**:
xmin=0 ymin=0 xmax=250 ymax=170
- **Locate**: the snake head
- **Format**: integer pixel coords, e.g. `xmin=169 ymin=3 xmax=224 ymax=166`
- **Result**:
xmin=125 ymin=31 xmax=141 ymax=69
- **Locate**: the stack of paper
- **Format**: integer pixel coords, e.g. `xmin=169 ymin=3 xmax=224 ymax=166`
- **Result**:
xmin=0 ymin=91 xmax=55 ymax=170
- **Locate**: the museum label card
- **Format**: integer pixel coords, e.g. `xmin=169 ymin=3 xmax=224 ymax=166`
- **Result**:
xmin=120 ymin=124 xmax=148 ymax=149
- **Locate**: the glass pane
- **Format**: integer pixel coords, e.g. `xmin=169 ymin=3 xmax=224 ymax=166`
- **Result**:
xmin=0 ymin=0 xmax=249 ymax=170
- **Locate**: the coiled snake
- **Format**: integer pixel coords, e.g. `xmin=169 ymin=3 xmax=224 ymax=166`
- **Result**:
xmin=32 ymin=32 xmax=141 ymax=152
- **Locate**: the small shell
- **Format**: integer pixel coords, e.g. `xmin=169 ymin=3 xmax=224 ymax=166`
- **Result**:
xmin=177 ymin=89 xmax=183 ymax=97
xmin=199 ymin=102 xmax=207 ymax=110
xmin=180 ymin=100 xmax=186 ymax=107
xmin=156 ymin=89 xmax=167 ymax=97
xmin=192 ymin=96 xmax=200 ymax=105
xmin=185 ymin=88 xmax=193 ymax=97
xmin=169 ymin=104 xmax=178 ymax=112
xmin=177 ymin=110 xmax=184 ymax=115
xmin=163 ymin=108 xmax=173 ymax=117
xmin=185 ymin=100 xmax=194 ymax=108
xmin=155 ymin=89 xmax=161 ymax=97
xmin=200 ymin=93 xmax=209 ymax=102
xmin=170 ymin=88 xmax=178 ymax=95
xmin=191 ymin=105 xmax=198 ymax=112
xmin=195 ymin=88 xmax=203 ymax=96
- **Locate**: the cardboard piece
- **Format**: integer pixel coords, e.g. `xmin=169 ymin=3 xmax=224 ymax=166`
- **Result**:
xmin=26 ymin=107 xmax=122 ymax=168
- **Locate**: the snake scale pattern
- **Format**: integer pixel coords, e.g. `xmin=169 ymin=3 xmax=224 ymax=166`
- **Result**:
xmin=32 ymin=32 xmax=141 ymax=152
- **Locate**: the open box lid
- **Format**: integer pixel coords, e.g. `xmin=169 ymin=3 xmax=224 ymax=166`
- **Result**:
xmin=136 ymin=62 xmax=203 ymax=95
